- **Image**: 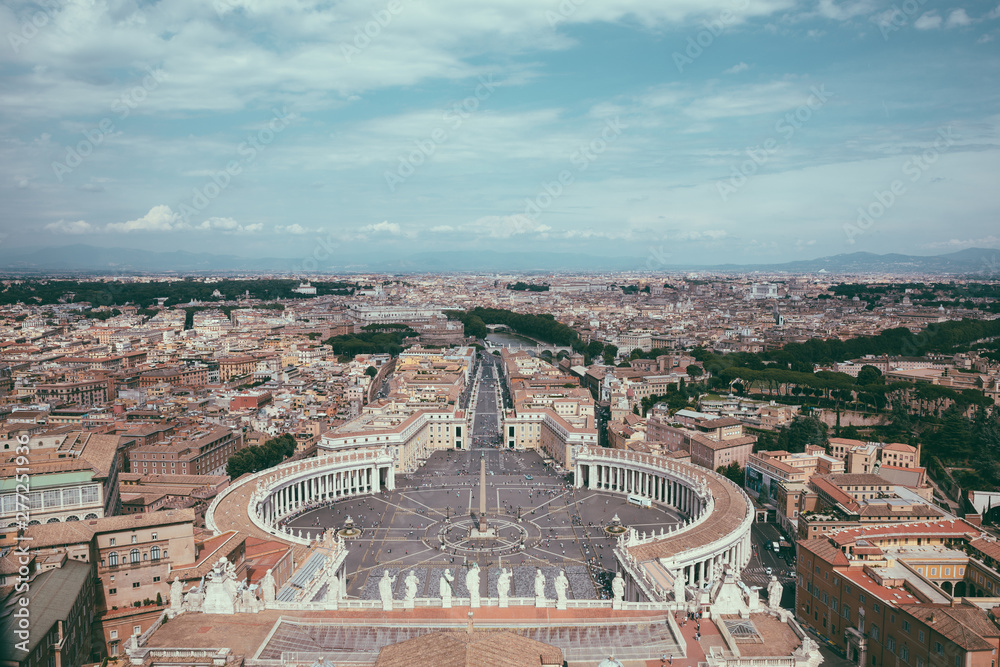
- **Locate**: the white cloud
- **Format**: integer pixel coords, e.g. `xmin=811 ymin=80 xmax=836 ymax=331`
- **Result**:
xmin=105 ymin=205 xmax=185 ymax=233
xmin=359 ymin=221 xmax=404 ymax=236
xmin=430 ymin=225 xmax=455 ymax=233
xmin=926 ymin=235 xmax=1000 ymax=248
xmin=946 ymin=9 xmax=972 ymax=27
xmin=675 ymin=229 xmax=729 ymax=241
xmin=914 ymin=12 xmax=942 ymax=29
xmin=816 ymin=0 xmax=877 ymax=21
xmin=45 ymin=220 xmax=96 ymax=234
xmin=196 ymin=217 xmax=262 ymax=234
xmin=275 ymin=224 xmax=311 ymax=235
xmin=724 ymin=62 xmax=749 ymax=74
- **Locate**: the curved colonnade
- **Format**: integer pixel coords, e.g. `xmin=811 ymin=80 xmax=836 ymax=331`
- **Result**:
xmin=573 ymin=446 xmax=754 ymax=602
xmin=206 ymin=448 xmax=395 ymax=548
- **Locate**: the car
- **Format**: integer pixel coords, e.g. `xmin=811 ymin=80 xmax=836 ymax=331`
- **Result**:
xmin=524 ymin=474 xmax=533 ymax=480
xmin=765 ymin=567 xmax=772 ymax=576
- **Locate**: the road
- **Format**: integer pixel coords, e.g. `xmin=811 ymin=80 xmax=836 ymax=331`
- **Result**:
xmin=742 ymin=521 xmax=796 ymax=608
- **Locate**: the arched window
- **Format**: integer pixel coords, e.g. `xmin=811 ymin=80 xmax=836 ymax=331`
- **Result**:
xmin=150 ymin=546 xmax=160 ymax=561
xmin=109 ymin=552 xmax=119 ymax=566
xmin=130 ymin=549 xmax=140 ymax=564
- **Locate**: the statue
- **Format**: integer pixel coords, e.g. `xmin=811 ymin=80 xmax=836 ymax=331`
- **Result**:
xmin=673 ymin=569 xmax=686 ymax=605
xmin=379 ymin=571 xmax=396 ymax=611
xmin=324 ymin=564 xmax=340 ymax=605
xmin=466 ymin=564 xmax=481 ymax=608
xmin=168 ymin=577 xmax=184 ymax=616
xmin=612 ymin=572 xmax=625 ymax=609
xmin=497 ymin=568 xmax=512 ymax=608
xmin=440 ymin=569 xmax=454 ymax=608
xmin=767 ymin=575 xmax=783 ymax=609
xmin=554 ymin=570 xmax=569 ymax=609
xmin=202 ymin=558 xmax=237 ymax=614
xmin=534 ymin=568 xmax=546 ymax=607
xmin=260 ymin=569 xmax=277 ymax=604
xmin=404 ymin=570 xmax=419 ymax=608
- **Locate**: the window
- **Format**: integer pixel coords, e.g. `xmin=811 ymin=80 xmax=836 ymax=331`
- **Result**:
xmin=110 ymin=630 xmax=118 ymax=639
xmin=153 ymin=576 xmax=160 ymax=583
xmin=151 ymin=546 xmax=160 ymax=560
xmin=919 ymin=631 xmax=924 ymax=642
xmin=845 ymin=584 xmax=852 ymax=594
xmin=902 ymin=620 xmax=910 ymax=633
xmin=130 ymin=549 xmax=140 ymax=564
xmin=109 ymin=552 xmax=119 ymax=566
xmin=872 ymin=625 xmax=880 ymax=640
xmin=131 ymin=535 xmax=137 ymax=544
xmin=901 ymin=645 xmax=909 ymax=663
xmin=860 ymin=594 xmax=867 ymax=604
xmin=935 ymin=642 xmax=944 ymax=655
xmin=109 ymin=588 xmax=117 ymax=595
xmin=109 ymin=538 xmax=116 ymax=546
xmin=887 ymin=637 xmax=895 ymax=652
xmin=874 ymin=603 xmax=881 ymax=613
xmin=151 ymin=533 xmax=157 ymax=540
xmin=133 ymin=625 xmax=141 ymax=635
xmin=132 ymin=582 xmax=140 ymax=589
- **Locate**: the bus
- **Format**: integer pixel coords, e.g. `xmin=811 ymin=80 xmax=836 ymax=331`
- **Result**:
xmin=627 ymin=494 xmax=651 ymax=508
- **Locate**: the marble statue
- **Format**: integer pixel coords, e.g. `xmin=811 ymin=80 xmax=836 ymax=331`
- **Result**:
xmin=404 ymin=570 xmax=419 ymax=607
xmin=534 ymin=568 xmax=546 ymax=607
xmin=673 ymin=569 xmax=686 ymax=604
xmin=168 ymin=577 xmax=183 ymax=617
xmin=554 ymin=570 xmax=569 ymax=609
xmin=202 ymin=559 xmax=237 ymax=614
xmin=767 ymin=575 xmax=783 ymax=609
xmin=466 ymin=563 xmax=481 ymax=608
xmin=324 ymin=565 xmax=340 ymax=605
xmin=497 ymin=568 xmax=512 ymax=608
xmin=440 ymin=569 xmax=454 ymax=608
xmin=260 ymin=568 xmax=277 ymax=604
xmin=612 ymin=572 xmax=625 ymax=609
xmin=379 ymin=571 xmax=396 ymax=611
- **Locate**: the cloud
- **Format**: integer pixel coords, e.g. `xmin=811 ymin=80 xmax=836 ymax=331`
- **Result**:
xmin=946 ymin=9 xmax=972 ymax=27
xmin=674 ymin=229 xmax=729 ymax=241
xmin=275 ymin=224 xmax=310 ymax=235
xmin=724 ymin=62 xmax=749 ymax=74
xmin=914 ymin=12 xmax=942 ymax=29
xmin=816 ymin=0 xmax=877 ymax=21
xmin=45 ymin=220 xmax=96 ymax=234
xmin=465 ymin=215 xmax=551 ymax=238
xmin=430 ymin=225 xmax=456 ymax=233
xmin=195 ymin=217 xmax=262 ymax=234
xmin=926 ymin=235 xmax=1000 ymax=249
xmin=359 ymin=221 xmax=404 ymax=236
xmin=106 ymin=205 xmax=185 ymax=233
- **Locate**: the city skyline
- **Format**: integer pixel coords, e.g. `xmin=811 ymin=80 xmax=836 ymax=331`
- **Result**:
xmin=2 ymin=0 xmax=999 ymax=267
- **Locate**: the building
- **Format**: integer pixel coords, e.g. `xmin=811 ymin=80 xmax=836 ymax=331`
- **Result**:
xmin=0 ymin=558 xmax=96 ymax=667
xmin=127 ymin=425 xmax=243 ymax=476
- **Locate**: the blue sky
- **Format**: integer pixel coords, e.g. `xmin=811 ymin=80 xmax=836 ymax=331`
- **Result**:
xmin=1 ymin=0 xmax=999 ymax=268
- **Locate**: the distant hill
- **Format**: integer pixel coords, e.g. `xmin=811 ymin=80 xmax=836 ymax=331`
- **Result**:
xmin=0 ymin=244 xmax=997 ymax=275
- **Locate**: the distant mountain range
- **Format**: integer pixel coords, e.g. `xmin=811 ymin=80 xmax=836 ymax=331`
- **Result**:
xmin=0 ymin=244 xmax=997 ymax=276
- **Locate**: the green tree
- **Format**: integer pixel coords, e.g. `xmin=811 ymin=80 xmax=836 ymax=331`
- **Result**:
xmin=717 ymin=462 xmax=744 ymax=487
xmin=686 ymin=364 xmax=704 ymax=378
xmin=365 ymin=366 xmax=377 ymax=378
xmin=856 ymin=365 xmax=884 ymax=386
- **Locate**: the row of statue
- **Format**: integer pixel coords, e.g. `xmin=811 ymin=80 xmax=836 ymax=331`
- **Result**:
xmin=376 ymin=566 xmax=627 ymax=610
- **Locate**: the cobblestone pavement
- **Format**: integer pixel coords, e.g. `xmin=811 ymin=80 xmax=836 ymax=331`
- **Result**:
xmin=286 ymin=449 xmax=683 ymax=599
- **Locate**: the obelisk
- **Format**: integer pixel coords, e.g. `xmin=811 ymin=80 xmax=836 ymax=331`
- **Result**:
xmin=479 ymin=455 xmax=487 ymax=530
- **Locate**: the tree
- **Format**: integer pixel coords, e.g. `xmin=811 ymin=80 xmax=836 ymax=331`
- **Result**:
xmin=602 ymin=344 xmax=619 ymax=365
xmin=686 ymin=364 xmax=704 ymax=378
xmin=717 ymin=462 xmax=744 ymax=487
xmin=365 ymin=366 xmax=377 ymax=378
xmin=856 ymin=365 xmax=884 ymax=386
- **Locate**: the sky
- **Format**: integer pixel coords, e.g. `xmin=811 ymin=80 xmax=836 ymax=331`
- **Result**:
xmin=1 ymin=0 xmax=999 ymax=269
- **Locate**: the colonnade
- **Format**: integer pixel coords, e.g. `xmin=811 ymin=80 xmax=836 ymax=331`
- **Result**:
xmin=586 ymin=463 xmax=703 ymax=516
xmin=259 ymin=464 xmax=391 ymax=528
xmin=574 ymin=446 xmax=754 ymax=604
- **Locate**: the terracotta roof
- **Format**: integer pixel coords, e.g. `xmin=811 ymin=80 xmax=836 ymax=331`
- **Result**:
xmin=797 ymin=537 xmax=850 ymax=566
xmin=374 ymin=630 xmax=563 ymax=667
xmin=896 ymin=603 xmax=1000 ymax=651
xmin=24 ymin=508 xmax=196 ymax=548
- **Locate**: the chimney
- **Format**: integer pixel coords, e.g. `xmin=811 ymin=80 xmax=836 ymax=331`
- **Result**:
xmin=467 ymin=611 xmax=474 ymax=634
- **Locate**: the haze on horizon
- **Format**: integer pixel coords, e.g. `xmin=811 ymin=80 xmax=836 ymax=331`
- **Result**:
xmin=1 ymin=0 xmax=999 ymax=268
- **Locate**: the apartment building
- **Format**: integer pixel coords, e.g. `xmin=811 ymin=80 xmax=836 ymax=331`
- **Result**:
xmin=127 ymin=424 xmax=243 ymax=476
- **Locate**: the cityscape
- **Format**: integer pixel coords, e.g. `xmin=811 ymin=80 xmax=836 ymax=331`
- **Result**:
xmin=2 ymin=1 xmax=1000 ymax=667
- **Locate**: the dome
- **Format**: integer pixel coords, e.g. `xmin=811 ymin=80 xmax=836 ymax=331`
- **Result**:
xmin=598 ymin=657 xmax=624 ymax=667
